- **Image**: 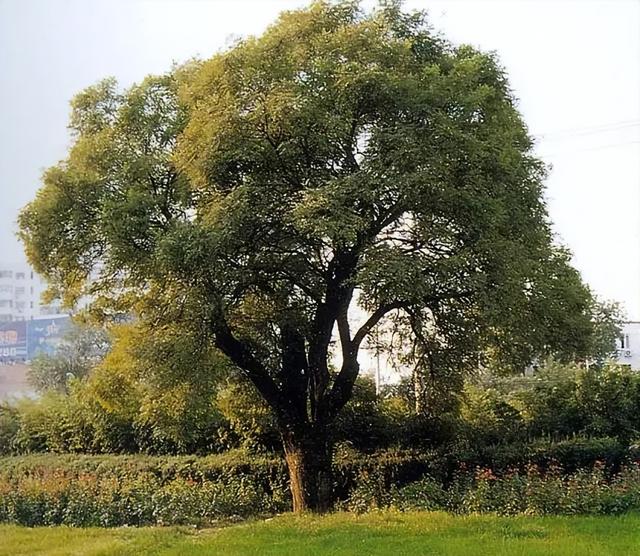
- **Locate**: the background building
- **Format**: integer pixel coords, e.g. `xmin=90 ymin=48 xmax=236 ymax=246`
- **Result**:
xmin=0 ymin=261 xmax=71 ymax=370
xmin=614 ymin=322 xmax=640 ymax=370
xmin=0 ymin=262 xmax=66 ymax=322
xmin=0 ymin=317 xmax=71 ymax=364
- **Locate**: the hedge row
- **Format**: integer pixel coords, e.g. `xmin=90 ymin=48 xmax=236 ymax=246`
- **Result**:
xmin=3 ymin=459 xmax=640 ymax=526
xmin=0 ymin=449 xmax=286 ymax=485
xmin=1 ymin=436 xmax=628 ymax=499
xmin=0 ymin=450 xmax=288 ymax=526
xmin=0 ymin=437 xmax=638 ymax=525
xmin=344 ymin=463 xmax=640 ymax=516
xmin=0 ymin=473 xmax=289 ymax=527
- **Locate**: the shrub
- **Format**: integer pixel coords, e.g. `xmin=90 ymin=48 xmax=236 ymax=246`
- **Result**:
xmin=2 ymin=451 xmax=640 ymax=525
xmin=515 ymin=363 xmax=640 ymax=440
xmin=0 ymin=404 xmax=19 ymax=455
xmin=456 ymin=462 xmax=640 ymax=516
xmin=528 ymin=436 xmax=627 ymax=473
xmin=10 ymin=394 xmax=94 ymax=454
xmin=333 ymin=446 xmax=440 ymax=500
xmin=332 ymin=377 xmax=392 ymax=450
xmin=575 ymin=366 xmax=640 ymax=440
xmin=460 ymin=384 xmax=527 ymax=446
xmin=340 ymin=462 xmax=640 ymax=517
xmin=215 ymin=380 xmax=279 ymax=451
xmin=0 ymin=451 xmax=289 ymax=526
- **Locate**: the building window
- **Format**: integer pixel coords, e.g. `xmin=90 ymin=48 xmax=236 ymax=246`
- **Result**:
xmin=621 ymin=335 xmax=631 ymax=349
xmin=0 ymin=285 xmax=12 ymax=294
xmin=0 ymin=271 xmax=13 ymax=279
xmin=0 ymin=300 xmax=12 ymax=308
xmin=15 ymin=287 xmax=25 ymax=296
xmin=0 ymin=314 xmax=12 ymax=322
xmin=15 ymin=272 xmax=25 ymax=280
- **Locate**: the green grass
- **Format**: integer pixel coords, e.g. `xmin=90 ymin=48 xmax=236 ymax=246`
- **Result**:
xmin=1 ymin=512 xmax=639 ymax=556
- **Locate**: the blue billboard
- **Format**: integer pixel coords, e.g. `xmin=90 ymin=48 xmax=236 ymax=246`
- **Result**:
xmin=0 ymin=321 xmax=27 ymax=362
xmin=27 ymin=317 xmax=72 ymax=360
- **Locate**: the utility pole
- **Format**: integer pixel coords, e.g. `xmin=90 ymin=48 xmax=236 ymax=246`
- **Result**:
xmin=374 ymin=324 xmax=381 ymax=396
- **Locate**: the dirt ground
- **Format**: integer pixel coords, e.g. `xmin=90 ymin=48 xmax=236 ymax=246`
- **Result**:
xmin=0 ymin=363 xmax=33 ymax=400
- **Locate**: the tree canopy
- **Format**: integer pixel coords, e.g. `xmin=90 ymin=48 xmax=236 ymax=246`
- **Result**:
xmin=19 ymin=1 xmax=604 ymax=511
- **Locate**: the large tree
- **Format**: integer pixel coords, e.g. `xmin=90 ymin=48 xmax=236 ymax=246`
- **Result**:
xmin=20 ymin=1 xmax=598 ymax=511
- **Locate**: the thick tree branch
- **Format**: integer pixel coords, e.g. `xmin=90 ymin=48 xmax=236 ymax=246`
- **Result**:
xmin=213 ymin=318 xmax=288 ymax=422
xmin=308 ymin=249 xmax=358 ymax=422
xmin=279 ymin=323 xmax=310 ymax=423
xmin=352 ymin=301 xmax=403 ymax=349
xmin=326 ymin=301 xmax=403 ymax=420
xmin=336 ymin=310 xmax=352 ymax=359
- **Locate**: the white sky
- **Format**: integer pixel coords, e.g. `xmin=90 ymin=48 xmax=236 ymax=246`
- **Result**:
xmin=1 ymin=0 xmax=639 ymax=317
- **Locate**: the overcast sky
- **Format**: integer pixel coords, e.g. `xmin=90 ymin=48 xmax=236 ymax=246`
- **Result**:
xmin=1 ymin=0 xmax=639 ymax=318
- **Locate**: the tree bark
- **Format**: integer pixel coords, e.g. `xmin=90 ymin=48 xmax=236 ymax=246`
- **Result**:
xmin=413 ymin=364 xmax=427 ymax=416
xmin=282 ymin=427 xmax=333 ymax=513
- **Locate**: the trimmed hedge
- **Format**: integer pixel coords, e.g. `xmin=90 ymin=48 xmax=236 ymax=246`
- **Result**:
xmin=0 ymin=450 xmax=289 ymax=526
xmin=0 ymin=450 xmax=285 ymax=483
xmin=343 ymin=463 xmax=640 ymax=516
xmin=1 ymin=438 xmax=639 ymax=526
xmin=440 ymin=436 xmax=631 ymax=478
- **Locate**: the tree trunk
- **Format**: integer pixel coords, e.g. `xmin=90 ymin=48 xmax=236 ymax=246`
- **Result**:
xmin=413 ymin=365 xmax=427 ymax=416
xmin=282 ymin=428 xmax=333 ymax=513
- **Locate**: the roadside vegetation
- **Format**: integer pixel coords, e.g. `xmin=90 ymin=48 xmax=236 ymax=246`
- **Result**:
xmin=2 ymin=361 xmax=640 ymax=525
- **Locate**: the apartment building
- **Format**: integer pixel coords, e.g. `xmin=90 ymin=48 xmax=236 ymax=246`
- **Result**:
xmin=614 ymin=322 xmax=640 ymax=370
xmin=0 ymin=262 xmax=66 ymax=322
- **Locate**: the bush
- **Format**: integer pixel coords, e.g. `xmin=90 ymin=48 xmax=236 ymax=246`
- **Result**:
xmin=333 ymin=446 xmax=438 ymax=502
xmin=528 ymin=437 xmax=627 ymax=473
xmin=10 ymin=394 xmax=94 ymax=454
xmin=341 ymin=462 xmax=640 ymax=516
xmin=436 ymin=436 xmax=630 ymax=480
xmin=215 ymin=380 xmax=279 ymax=451
xmin=3 ymin=373 xmax=231 ymax=456
xmin=460 ymin=384 xmax=527 ymax=446
xmin=460 ymin=463 xmax=640 ymax=515
xmin=0 ymin=404 xmax=19 ymax=455
xmin=332 ymin=377 xmax=390 ymax=450
xmin=6 ymin=360 xmax=640 ymax=458
xmin=514 ymin=363 xmax=640 ymax=440
xmin=2 ymin=449 xmax=640 ymax=525
xmin=0 ymin=451 xmax=289 ymax=526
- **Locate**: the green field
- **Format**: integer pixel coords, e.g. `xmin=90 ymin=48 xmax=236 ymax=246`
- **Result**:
xmin=1 ymin=512 xmax=639 ymax=556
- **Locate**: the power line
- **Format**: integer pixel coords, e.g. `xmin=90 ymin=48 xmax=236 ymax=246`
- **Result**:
xmin=537 ymin=139 xmax=640 ymax=158
xmin=532 ymin=119 xmax=640 ymax=140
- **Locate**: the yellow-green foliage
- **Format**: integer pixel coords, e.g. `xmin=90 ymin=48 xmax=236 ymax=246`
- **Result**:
xmin=215 ymin=380 xmax=277 ymax=450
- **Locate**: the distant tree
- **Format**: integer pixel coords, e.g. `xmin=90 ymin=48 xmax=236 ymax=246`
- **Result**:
xmin=585 ymin=299 xmax=624 ymax=366
xmin=83 ymin=322 xmax=228 ymax=453
xmin=27 ymin=324 xmax=110 ymax=394
xmin=19 ymin=1 xmax=599 ymax=511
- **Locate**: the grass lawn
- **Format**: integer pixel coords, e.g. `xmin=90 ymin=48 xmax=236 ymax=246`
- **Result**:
xmin=1 ymin=512 xmax=639 ymax=556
